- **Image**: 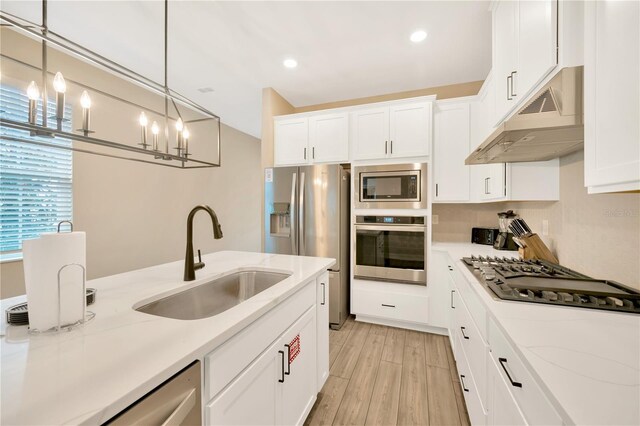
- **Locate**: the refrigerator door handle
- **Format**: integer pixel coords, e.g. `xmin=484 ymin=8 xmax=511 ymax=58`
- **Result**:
xmin=290 ymin=172 xmax=297 ymax=254
xmin=299 ymin=172 xmax=306 ymax=256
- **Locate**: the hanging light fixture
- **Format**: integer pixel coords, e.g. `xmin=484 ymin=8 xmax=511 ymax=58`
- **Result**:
xmin=0 ymin=0 xmax=221 ymax=169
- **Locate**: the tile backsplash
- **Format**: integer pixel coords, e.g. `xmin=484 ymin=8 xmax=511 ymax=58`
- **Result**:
xmin=433 ymin=151 xmax=640 ymax=289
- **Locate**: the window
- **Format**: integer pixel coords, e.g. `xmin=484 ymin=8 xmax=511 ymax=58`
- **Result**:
xmin=0 ymin=85 xmax=73 ymax=259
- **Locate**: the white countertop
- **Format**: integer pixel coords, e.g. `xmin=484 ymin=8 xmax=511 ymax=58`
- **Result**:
xmin=0 ymin=251 xmax=335 ymax=425
xmin=432 ymin=242 xmax=640 ymax=426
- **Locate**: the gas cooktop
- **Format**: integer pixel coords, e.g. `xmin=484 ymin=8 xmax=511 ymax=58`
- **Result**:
xmin=462 ymin=255 xmax=640 ymax=314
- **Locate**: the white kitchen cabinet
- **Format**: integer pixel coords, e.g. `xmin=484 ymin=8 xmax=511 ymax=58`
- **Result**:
xmin=351 ymin=100 xmax=432 ymax=161
xmin=476 ymin=163 xmax=507 ymax=201
xmin=207 ymin=340 xmax=280 ymax=425
xmin=427 ymin=252 xmax=455 ymax=331
xmin=584 ymin=0 xmax=640 ymax=193
xmin=487 ymin=355 xmax=527 ymax=426
xmin=433 ymin=101 xmax=471 ymax=202
xmin=352 ymin=280 xmax=429 ymax=326
xmin=517 ymin=0 xmax=558 ymax=98
xmin=493 ymin=0 xmax=558 ymax=123
xmin=205 ymin=280 xmax=324 ymax=426
xmin=274 ymin=117 xmax=309 ymax=166
xmin=351 ymin=107 xmax=390 ymax=160
xmin=308 ymin=112 xmax=349 ymax=164
xmin=493 ymin=0 xmax=519 ymax=122
xmin=388 ymin=101 xmax=431 ymax=159
xmin=315 ymin=273 xmax=329 ymax=391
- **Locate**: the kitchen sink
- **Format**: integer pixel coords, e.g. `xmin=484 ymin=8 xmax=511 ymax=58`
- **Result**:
xmin=135 ymin=270 xmax=291 ymax=320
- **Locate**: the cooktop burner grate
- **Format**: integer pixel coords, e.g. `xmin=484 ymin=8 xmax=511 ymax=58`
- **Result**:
xmin=462 ymin=256 xmax=640 ymax=314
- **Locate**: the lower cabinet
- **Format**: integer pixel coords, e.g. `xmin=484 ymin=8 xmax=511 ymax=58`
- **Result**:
xmin=433 ymin=250 xmax=562 ymax=426
xmin=205 ymin=276 xmax=327 ymax=426
xmin=352 ymin=280 xmax=429 ymax=325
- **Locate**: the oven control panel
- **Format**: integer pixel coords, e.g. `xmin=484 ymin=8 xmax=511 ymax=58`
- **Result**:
xmin=356 ymin=216 xmax=425 ymax=225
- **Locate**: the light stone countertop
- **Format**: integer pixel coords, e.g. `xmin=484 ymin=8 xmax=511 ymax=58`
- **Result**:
xmin=0 ymin=251 xmax=335 ymax=425
xmin=432 ymin=242 xmax=640 ymax=426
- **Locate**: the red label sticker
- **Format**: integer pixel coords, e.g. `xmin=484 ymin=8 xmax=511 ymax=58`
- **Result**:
xmin=289 ymin=334 xmax=301 ymax=364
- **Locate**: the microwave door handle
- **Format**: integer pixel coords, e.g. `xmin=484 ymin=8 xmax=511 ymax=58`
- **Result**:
xmin=290 ymin=172 xmax=297 ymax=254
xmin=299 ymin=172 xmax=305 ymax=256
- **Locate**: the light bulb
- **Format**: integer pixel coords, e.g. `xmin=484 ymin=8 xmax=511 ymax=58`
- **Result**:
xmin=139 ymin=111 xmax=148 ymax=127
xmin=182 ymin=127 xmax=190 ymax=139
xmin=175 ymin=118 xmax=183 ymax=132
xmin=151 ymin=121 xmax=159 ymax=135
xmin=53 ymin=72 xmax=66 ymax=93
xmin=27 ymin=81 xmax=40 ymax=100
xmin=80 ymin=90 xmax=91 ymax=109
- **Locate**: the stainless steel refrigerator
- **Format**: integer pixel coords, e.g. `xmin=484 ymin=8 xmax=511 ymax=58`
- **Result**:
xmin=264 ymin=164 xmax=350 ymax=329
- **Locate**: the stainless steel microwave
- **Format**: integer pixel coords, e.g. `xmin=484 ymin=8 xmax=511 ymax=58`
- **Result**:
xmin=354 ymin=163 xmax=428 ymax=209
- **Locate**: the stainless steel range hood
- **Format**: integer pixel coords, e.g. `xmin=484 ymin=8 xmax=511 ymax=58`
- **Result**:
xmin=466 ymin=66 xmax=584 ymax=165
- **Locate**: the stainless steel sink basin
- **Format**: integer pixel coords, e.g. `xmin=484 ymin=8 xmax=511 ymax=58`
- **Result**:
xmin=135 ymin=270 xmax=290 ymax=320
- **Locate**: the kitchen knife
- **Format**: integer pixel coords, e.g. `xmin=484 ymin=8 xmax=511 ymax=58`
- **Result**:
xmin=519 ymin=218 xmax=532 ymax=234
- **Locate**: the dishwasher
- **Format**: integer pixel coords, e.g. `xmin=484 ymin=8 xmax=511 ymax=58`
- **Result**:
xmin=106 ymin=361 xmax=201 ymax=425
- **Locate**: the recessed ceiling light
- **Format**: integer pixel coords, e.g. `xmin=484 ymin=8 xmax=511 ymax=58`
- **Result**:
xmin=283 ymin=58 xmax=298 ymax=69
xmin=410 ymin=30 xmax=428 ymax=43
xmin=198 ymin=87 xmax=215 ymax=93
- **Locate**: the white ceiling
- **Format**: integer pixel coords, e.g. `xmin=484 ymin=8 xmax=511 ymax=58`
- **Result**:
xmin=2 ymin=1 xmax=492 ymax=138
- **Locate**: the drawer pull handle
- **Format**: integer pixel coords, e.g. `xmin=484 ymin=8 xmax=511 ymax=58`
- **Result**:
xmin=499 ymin=357 xmax=523 ymax=388
xmin=278 ymin=350 xmax=285 ymax=383
xmin=381 ymin=304 xmax=396 ymax=308
xmin=451 ymin=290 xmax=455 ymax=309
xmin=460 ymin=375 xmax=469 ymax=392
xmin=321 ymin=282 xmax=326 ymax=305
xmin=284 ymin=344 xmax=291 ymax=375
xmin=460 ymin=327 xmax=470 ymax=340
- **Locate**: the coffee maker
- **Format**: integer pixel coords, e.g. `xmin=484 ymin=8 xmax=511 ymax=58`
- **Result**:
xmin=494 ymin=210 xmax=518 ymax=251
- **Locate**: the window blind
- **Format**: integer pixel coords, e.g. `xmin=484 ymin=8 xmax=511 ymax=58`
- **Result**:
xmin=0 ymin=85 xmax=73 ymax=254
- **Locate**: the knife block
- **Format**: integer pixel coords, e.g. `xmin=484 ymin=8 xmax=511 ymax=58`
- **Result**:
xmin=518 ymin=234 xmax=558 ymax=264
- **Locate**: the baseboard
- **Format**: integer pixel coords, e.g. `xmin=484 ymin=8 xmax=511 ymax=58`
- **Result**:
xmin=355 ymin=314 xmax=449 ymax=335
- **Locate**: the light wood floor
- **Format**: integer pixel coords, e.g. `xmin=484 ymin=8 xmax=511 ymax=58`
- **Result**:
xmin=305 ymin=317 xmax=470 ymax=426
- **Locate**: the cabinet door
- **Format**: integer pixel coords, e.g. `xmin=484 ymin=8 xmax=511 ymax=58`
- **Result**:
xmin=308 ymin=113 xmax=349 ymax=164
xmin=316 ymin=273 xmax=329 ymax=391
xmin=279 ymin=307 xmax=317 ymax=426
xmin=480 ymin=164 xmax=507 ymax=201
xmin=517 ymin=0 xmax=557 ymax=99
xmin=389 ymin=101 xmax=431 ymax=158
xmin=351 ymin=107 xmax=389 ymax=160
xmin=493 ymin=0 xmax=519 ymax=122
xmin=584 ymin=0 xmax=640 ymax=193
xmin=433 ymin=102 xmax=470 ymax=202
xmin=274 ymin=117 xmax=309 ymax=166
xmin=487 ymin=355 xmax=527 ymax=426
xmin=206 ymin=341 xmax=280 ymax=425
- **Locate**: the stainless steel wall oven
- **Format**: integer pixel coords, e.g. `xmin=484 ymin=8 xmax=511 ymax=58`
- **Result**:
xmin=354 ymin=216 xmax=427 ymax=285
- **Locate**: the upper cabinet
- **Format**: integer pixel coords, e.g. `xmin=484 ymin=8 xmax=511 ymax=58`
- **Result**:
xmin=433 ymin=100 xmax=471 ymax=202
xmin=351 ymin=107 xmax=390 ymax=161
xmin=274 ymin=117 xmax=309 ymax=166
xmin=274 ymin=113 xmax=349 ymax=167
xmin=352 ymin=101 xmax=432 ymax=161
xmin=308 ymin=112 xmax=349 ymax=164
xmin=584 ymin=0 xmax=640 ymax=193
xmin=493 ymin=0 xmax=558 ymax=123
xmin=273 ymin=97 xmax=433 ymax=166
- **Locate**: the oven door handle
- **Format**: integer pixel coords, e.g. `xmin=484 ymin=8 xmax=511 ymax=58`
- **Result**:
xmin=355 ymin=224 xmax=426 ymax=233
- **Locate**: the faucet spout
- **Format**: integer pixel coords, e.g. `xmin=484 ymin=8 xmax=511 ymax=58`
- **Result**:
xmin=184 ymin=205 xmax=223 ymax=281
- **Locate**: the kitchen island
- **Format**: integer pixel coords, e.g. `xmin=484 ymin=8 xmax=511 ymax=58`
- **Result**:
xmin=0 ymin=251 xmax=334 ymax=425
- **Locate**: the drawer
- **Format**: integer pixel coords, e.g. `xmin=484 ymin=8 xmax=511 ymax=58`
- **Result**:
xmin=205 ymin=280 xmax=315 ymax=401
xmin=455 ymin=296 xmax=488 ymax=410
xmin=488 ymin=318 xmax=562 ymax=425
xmin=449 ymin=261 xmax=488 ymax=341
xmin=455 ymin=334 xmax=487 ymax=426
xmin=353 ymin=284 xmax=428 ymax=325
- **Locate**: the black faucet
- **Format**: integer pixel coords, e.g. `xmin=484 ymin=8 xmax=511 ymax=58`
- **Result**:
xmin=184 ymin=205 xmax=223 ymax=281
